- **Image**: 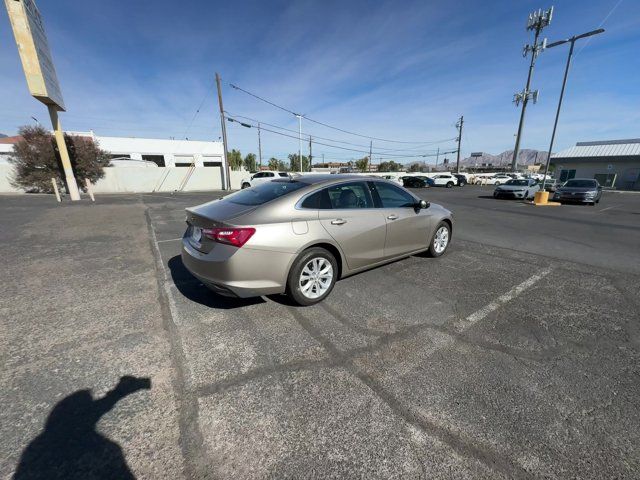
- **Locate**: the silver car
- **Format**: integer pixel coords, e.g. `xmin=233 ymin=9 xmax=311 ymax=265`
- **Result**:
xmin=493 ymin=178 xmax=541 ymax=200
xmin=181 ymin=175 xmax=453 ymax=305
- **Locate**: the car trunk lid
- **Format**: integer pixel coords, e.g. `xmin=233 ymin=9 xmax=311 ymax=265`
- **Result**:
xmin=185 ymin=199 xmax=258 ymax=253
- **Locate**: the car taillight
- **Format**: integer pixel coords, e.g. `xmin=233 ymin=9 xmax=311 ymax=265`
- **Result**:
xmin=202 ymin=227 xmax=255 ymax=247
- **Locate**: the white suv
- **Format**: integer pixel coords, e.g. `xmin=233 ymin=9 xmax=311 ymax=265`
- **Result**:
xmin=431 ymin=173 xmax=458 ymax=188
xmin=241 ymin=171 xmax=291 ymax=189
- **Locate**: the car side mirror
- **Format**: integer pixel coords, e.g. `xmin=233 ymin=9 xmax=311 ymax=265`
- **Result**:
xmin=417 ymin=200 xmax=429 ymax=210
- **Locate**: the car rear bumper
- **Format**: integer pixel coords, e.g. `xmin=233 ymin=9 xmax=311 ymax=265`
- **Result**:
xmin=181 ymin=238 xmax=295 ymax=298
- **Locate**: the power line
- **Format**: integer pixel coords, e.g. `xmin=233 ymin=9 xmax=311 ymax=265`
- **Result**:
xmin=226 ymin=115 xmax=453 ymax=158
xmin=574 ymin=0 xmax=623 ymax=58
xmin=229 ymin=82 xmax=448 ymax=144
xmin=225 ymin=112 xmax=456 ymax=153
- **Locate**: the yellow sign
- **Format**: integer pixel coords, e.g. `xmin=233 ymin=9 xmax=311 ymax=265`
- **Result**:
xmin=4 ymin=0 xmax=65 ymax=110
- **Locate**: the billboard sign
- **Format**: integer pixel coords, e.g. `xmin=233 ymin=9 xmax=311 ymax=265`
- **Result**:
xmin=471 ymin=152 xmax=483 ymax=157
xmin=5 ymin=0 xmax=65 ymax=110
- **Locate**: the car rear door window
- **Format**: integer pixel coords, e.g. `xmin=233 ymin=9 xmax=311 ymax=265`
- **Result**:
xmin=300 ymin=189 xmax=332 ymax=209
xmin=327 ymin=182 xmax=373 ymax=209
xmin=373 ymin=182 xmax=416 ymax=208
xmin=278 ymin=173 xmax=289 ymax=177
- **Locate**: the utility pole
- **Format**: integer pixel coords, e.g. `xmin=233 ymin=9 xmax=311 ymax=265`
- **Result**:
xmin=435 ymin=147 xmax=440 ymax=170
xmin=257 ymin=122 xmax=262 ymax=168
xmin=215 ymin=72 xmax=231 ymax=190
xmin=511 ymin=6 xmax=553 ymax=172
xmin=369 ymin=141 xmax=373 ymax=172
xmin=296 ymin=114 xmax=303 ymax=173
xmin=541 ymin=28 xmax=604 ymax=191
xmin=455 ymin=116 xmax=464 ymax=173
xmin=309 ymin=136 xmax=313 ymax=171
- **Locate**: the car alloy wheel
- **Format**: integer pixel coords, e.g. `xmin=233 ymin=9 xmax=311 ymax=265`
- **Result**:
xmin=429 ymin=222 xmax=450 ymax=257
xmin=434 ymin=227 xmax=449 ymax=253
xmin=287 ymin=247 xmax=338 ymax=306
xmin=299 ymin=258 xmax=333 ymax=300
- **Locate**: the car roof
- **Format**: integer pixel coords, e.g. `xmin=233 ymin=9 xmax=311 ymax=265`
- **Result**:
xmin=289 ymin=174 xmax=375 ymax=185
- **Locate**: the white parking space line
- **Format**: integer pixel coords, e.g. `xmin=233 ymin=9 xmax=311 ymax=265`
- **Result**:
xmin=597 ymin=205 xmax=619 ymax=213
xmin=156 ymin=237 xmax=183 ymax=243
xmin=453 ymin=266 xmax=553 ymax=333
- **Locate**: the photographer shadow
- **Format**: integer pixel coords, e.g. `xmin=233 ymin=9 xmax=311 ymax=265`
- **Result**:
xmin=13 ymin=376 xmax=151 ymax=480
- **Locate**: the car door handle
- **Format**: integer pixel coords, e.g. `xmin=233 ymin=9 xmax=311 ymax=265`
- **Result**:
xmin=331 ymin=219 xmax=347 ymax=225
xmin=387 ymin=214 xmax=399 ymax=220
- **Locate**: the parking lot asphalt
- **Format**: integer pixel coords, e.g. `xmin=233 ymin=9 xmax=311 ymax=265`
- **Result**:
xmin=1 ymin=186 xmax=639 ymax=479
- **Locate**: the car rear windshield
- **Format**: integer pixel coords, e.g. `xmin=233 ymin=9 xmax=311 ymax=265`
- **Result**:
xmin=565 ymin=180 xmax=597 ymax=188
xmin=226 ymin=180 xmax=307 ymax=206
xmin=506 ymin=180 xmax=528 ymax=186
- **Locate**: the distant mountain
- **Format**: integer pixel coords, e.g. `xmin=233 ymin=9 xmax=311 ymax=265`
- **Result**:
xmin=461 ymin=149 xmax=548 ymax=167
xmin=0 ymin=133 xmax=7 ymax=138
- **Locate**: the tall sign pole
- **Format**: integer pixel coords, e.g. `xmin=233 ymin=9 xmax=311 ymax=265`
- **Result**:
xmin=5 ymin=0 xmax=80 ymax=200
xmin=511 ymin=6 xmax=553 ymax=172
xmin=215 ymin=73 xmax=231 ymax=190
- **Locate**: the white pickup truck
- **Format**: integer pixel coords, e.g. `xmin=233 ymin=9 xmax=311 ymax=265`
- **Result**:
xmin=241 ymin=171 xmax=291 ymax=189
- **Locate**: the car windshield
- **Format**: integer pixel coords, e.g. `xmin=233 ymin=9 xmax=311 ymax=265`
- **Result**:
xmin=564 ymin=180 xmax=597 ymax=188
xmin=226 ymin=180 xmax=307 ymax=205
xmin=505 ymin=180 xmax=528 ymax=186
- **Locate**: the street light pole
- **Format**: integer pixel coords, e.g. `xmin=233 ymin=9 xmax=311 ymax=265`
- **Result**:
xmin=541 ymin=28 xmax=604 ymax=191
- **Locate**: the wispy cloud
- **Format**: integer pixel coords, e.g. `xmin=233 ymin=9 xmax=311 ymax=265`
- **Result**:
xmin=1 ymin=0 xmax=638 ymax=161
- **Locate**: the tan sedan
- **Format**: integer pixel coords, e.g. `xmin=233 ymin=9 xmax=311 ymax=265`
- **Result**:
xmin=182 ymin=175 xmax=453 ymax=305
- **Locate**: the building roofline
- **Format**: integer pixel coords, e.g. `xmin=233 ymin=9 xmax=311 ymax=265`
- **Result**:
xmin=576 ymin=139 xmax=640 ymax=147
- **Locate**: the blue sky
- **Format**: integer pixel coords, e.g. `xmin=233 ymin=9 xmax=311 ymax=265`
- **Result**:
xmin=1 ymin=0 xmax=638 ymax=163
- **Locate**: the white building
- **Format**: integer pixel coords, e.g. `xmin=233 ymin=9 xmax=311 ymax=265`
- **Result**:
xmin=1 ymin=132 xmax=226 ymax=168
xmin=0 ymin=132 xmax=245 ymax=193
xmin=72 ymin=131 xmax=225 ymax=168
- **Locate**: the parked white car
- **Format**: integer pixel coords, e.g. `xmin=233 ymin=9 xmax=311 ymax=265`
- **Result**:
xmin=482 ymin=173 xmax=513 ymax=185
xmin=241 ymin=171 xmax=291 ymax=189
xmin=430 ymin=173 xmax=459 ymax=188
xmin=379 ymin=174 xmax=404 ymax=185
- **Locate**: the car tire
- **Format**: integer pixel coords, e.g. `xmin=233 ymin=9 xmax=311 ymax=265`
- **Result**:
xmin=428 ymin=221 xmax=451 ymax=257
xmin=287 ymin=247 xmax=338 ymax=306
xmin=241 ymin=182 xmax=251 ymax=189
xmin=446 ymin=182 xmax=454 ymax=188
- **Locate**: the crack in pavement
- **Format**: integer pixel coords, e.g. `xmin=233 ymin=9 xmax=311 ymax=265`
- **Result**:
xmin=146 ymin=210 xmax=207 ymax=479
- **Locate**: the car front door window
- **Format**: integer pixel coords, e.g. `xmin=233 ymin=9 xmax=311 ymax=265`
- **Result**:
xmin=327 ymin=182 xmax=373 ymax=209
